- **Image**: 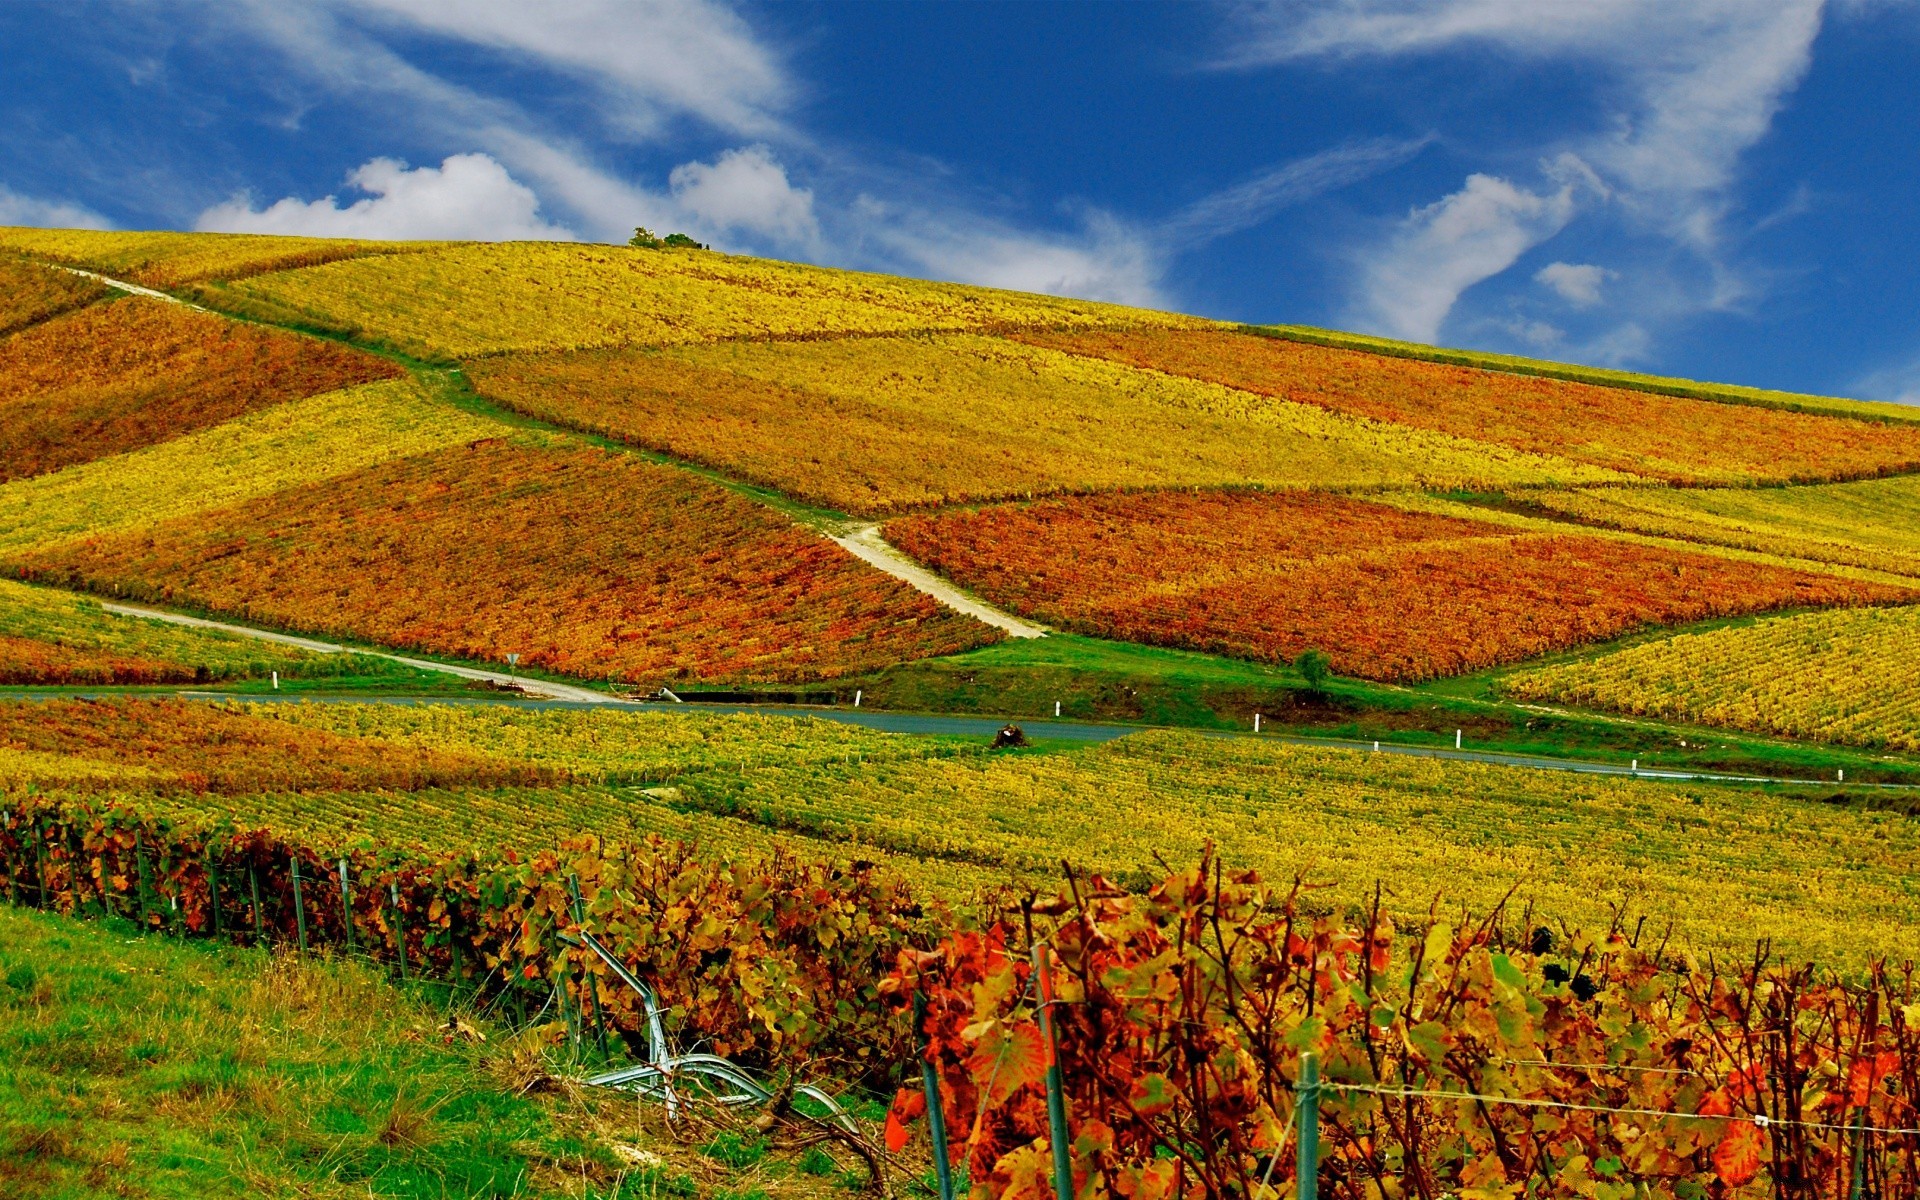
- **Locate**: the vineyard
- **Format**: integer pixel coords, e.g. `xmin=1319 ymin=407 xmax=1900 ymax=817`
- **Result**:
xmin=469 ymin=334 xmax=1619 ymax=514
xmin=9 ymin=438 xmax=1000 ymax=683
xmin=1015 ymin=327 xmax=1920 ymax=484
xmin=0 ymin=296 xmax=400 ymax=483
xmin=1505 ymin=604 xmax=1920 ymax=752
xmin=0 ymin=577 xmax=366 ymax=685
xmin=8 ymin=695 xmax=1913 ymax=969
xmin=1521 ymin=475 xmax=1920 ymax=580
xmin=0 ymin=225 xmax=421 ymax=287
xmin=0 ymin=254 xmax=106 ymax=335
xmin=885 ymin=490 xmax=1909 ymax=679
xmin=0 ymin=377 xmax=500 ymax=556
xmin=205 ymin=241 xmax=1206 ymax=359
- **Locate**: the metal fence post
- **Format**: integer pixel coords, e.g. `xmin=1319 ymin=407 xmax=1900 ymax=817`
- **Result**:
xmin=1032 ymin=944 xmax=1073 ymax=1200
xmin=1851 ymin=1106 xmax=1868 ymax=1200
xmin=249 ymin=864 xmax=264 ymax=943
xmin=389 ymin=880 xmax=409 ymax=980
xmin=915 ymin=990 xmax=956 ymax=1200
xmin=1297 ymin=1052 xmax=1320 ymax=1200
xmin=568 ymin=874 xmax=609 ymax=1060
xmin=205 ymin=848 xmax=221 ymax=937
xmin=290 ymin=855 xmax=308 ymax=954
xmin=337 ymin=857 xmax=355 ymax=952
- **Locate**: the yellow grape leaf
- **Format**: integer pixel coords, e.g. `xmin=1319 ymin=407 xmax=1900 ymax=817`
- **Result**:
xmin=967 ymin=1020 xmax=1048 ymax=1106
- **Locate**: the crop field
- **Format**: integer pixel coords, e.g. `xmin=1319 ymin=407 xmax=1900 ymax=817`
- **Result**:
xmin=209 ymin=241 xmax=1209 ymax=359
xmin=0 ymin=225 xmax=419 ymax=287
xmin=469 ymin=333 xmax=1623 ymax=514
xmin=1015 ymin=327 xmax=1920 ymax=485
xmin=0 ymin=578 xmax=349 ymax=685
xmin=14 ymin=697 xmax=1913 ymax=968
xmin=0 ymin=697 xmax=552 ymax=793
xmin=1519 ymin=476 xmax=1920 ymax=580
xmin=11 ymin=439 xmax=1000 ymax=683
xmin=0 ymin=296 xmax=401 ymax=483
xmin=1505 ymin=604 xmax=1920 ymax=752
xmin=886 ymin=489 xmax=1908 ymax=679
xmin=665 ymin=728 xmax=1920 ymax=968
xmin=0 ymin=255 xmax=106 ymax=336
xmin=0 ymin=378 xmax=500 ymax=557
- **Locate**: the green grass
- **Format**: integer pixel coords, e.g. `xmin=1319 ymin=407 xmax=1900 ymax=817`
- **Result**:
xmin=0 ymin=906 xmax=586 ymax=1199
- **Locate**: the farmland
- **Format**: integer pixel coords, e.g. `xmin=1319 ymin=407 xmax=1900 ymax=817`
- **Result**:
xmin=1015 ymin=327 xmax=1920 ymax=484
xmin=10 ymin=438 xmax=1000 ymax=683
xmin=0 ymin=224 xmax=419 ymax=287
xmin=8 ymin=696 xmax=1916 ymax=969
xmin=0 ymin=296 xmax=400 ymax=482
xmin=0 ymin=377 xmax=499 ymax=556
xmin=886 ymin=489 xmax=1908 ymax=679
xmin=207 ymin=240 xmax=1208 ymax=359
xmin=469 ymin=333 xmax=1622 ymax=514
xmin=0 ymin=254 xmax=106 ymax=335
xmin=0 ymin=577 xmax=362 ymax=685
xmin=1519 ymin=475 xmax=1920 ymax=580
xmin=1505 ymin=604 xmax=1920 ymax=752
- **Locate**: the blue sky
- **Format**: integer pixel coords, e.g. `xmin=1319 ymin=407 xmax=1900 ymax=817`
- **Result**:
xmin=2 ymin=1 xmax=1918 ymax=401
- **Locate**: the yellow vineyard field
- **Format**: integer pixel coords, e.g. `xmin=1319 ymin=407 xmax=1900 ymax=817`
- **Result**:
xmin=1520 ymin=477 xmax=1920 ymax=581
xmin=0 ymin=226 xmax=419 ymax=288
xmin=0 ymin=377 xmax=500 ymax=557
xmin=470 ymin=333 xmax=1627 ymax=513
xmin=671 ymin=729 xmax=1920 ymax=968
xmin=1504 ymin=604 xmax=1920 ymax=753
xmin=212 ymin=241 xmax=1209 ymax=359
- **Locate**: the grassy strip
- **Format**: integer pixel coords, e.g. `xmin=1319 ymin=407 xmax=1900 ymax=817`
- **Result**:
xmin=1245 ymin=324 xmax=1920 ymax=425
xmin=0 ymin=906 xmax=582 ymax=1199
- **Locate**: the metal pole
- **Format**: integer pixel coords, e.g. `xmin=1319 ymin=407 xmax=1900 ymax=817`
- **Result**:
xmin=134 ymin=835 xmax=150 ymax=926
xmin=205 ymin=848 xmax=220 ymax=937
xmin=916 ymin=991 xmax=955 ymax=1200
xmin=249 ymin=864 xmax=264 ymax=943
xmin=389 ymin=881 xmax=409 ymax=979
xmin=568 ymin=875 xmax=610 ymax=1059
xmin=1297 ymin=1052 xmax=1320 ymax=1200
xmin=1851 ymin=1106 xmax=1868 ymax=1200
xmin=290 ymin=855 xmax=308 ymax=954
xmin=1032 ymin=944 xmax=1074 ymax=1200
xmin=337 ymin=857 xmax=355 ymax=952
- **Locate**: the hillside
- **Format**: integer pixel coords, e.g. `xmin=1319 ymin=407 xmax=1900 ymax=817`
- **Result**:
xmin=5 ymin=224 xmax=1920 ymax=1200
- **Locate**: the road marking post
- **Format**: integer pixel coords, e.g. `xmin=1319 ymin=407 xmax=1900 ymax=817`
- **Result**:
xmin=1455 ymin=729 xmax=1462 ymax=749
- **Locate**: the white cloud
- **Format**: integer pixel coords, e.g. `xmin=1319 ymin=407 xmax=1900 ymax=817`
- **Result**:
xmin=0 ymin=184 xmax=111 ymax=230
xmin=1161 ymin=136 xmax=1431 ymax=244
xmin=1853 ymin=356 xmax=1920 ymax=406
xmin=852 ymin=198 xmax=1167 ymax=309
xmin=196 ymin=153 xmax=575 ymax=241
xmin=1236 ymin=0 xmax=1830 ymax=346
xmin=326 ymin=0 xmax=790 ymax=137
xmin=1535 ymin=262 xmax=1614 ymax=307
xmin=1350 ymin=165 xmax=1584 ymax=343
xmin=670 ymin=145 xmax=818 ymax=246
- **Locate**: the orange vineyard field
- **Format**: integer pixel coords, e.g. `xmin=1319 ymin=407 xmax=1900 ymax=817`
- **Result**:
xmin=10 ymin=439 xmax=1000 ymax=683
xmin=0 ymin=255 xmax=106 ymax=336
xmin=1015 ymin=327 xmax=1920 ymax=485
xmin=886 ymin=490 xmax=1910 ymax=679
xmin=0 ymin=697 xmax=551 ymax=793
xmin=0 ymin=297 xmax=401 ymax=483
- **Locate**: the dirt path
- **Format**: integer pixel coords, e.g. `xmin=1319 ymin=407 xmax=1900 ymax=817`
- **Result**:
xmin=100 ymin=602 xmax=630 ymax=705
xmin=53 ymin=266 xmax=215 ymax=312
xmin=828 ymin=524 xmax=1047 ymax=638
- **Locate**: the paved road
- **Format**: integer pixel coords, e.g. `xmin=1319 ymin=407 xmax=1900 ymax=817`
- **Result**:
xmin=64 ymin=600 xmax=1913 ymax=789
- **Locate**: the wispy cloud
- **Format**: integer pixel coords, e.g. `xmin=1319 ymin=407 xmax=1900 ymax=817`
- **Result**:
xmin=1853 ymin=355 xmax=1920 ymax=406
xmin=0 ymin=183 xmax=112 ymax=230
xmin=1159 ymin=136 xmax=1431 ymax=244
xmin=1230 ymin=0 xmax=1830 ymax=347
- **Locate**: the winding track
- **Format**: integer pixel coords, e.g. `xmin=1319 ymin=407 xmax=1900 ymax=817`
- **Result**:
xmin=827 ymin=524 xmax=1047 ymax=638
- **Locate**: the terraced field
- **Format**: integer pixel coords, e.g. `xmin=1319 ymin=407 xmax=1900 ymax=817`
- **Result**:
xmin=470 ymin=333 xmax=1622 ymax=513
xmin=10 ymin=438 xmax=1000 ymax=683
xmin=0 ymin=296 xmax=400 ymax=482
xmin=887 ymin=489 xmax=1910 ymax=679
xmin=1017 ymin=327 xmax=1920 ymax=484
xmin=1506 ymin=604 xmax=1920 ymax=752
xmin=1520 ymin=475 xmax=1920 ymax=580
